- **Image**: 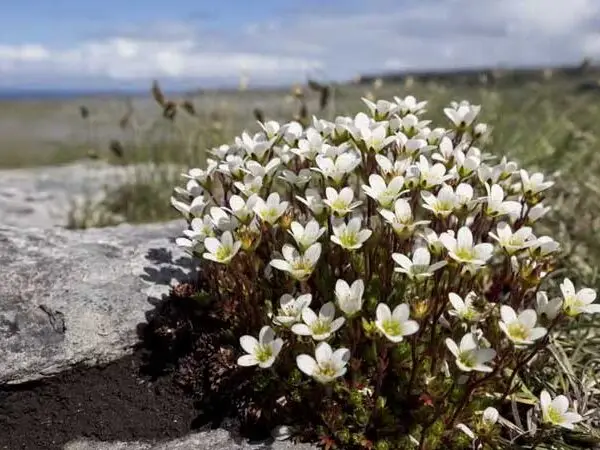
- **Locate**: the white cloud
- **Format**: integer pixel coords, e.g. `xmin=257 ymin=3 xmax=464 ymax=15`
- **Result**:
xmin=1 ymin=0 xmax=599 ymax=88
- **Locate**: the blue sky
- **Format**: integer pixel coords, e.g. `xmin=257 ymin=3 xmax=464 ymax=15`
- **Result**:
xmin=1 ymin=0 xmax=599 ymax=90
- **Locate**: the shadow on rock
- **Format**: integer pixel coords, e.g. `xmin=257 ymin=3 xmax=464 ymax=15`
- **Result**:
xmin=134 ymin=248 xmax=276 ymax=444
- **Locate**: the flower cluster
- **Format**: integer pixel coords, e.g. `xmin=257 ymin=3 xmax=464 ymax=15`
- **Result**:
xmin=171 ymin=95 xmax=598 ymax=449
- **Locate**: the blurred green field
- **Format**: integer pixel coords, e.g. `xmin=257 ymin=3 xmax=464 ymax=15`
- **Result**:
xmin=1 ymin=67 xmax=600 ymax=289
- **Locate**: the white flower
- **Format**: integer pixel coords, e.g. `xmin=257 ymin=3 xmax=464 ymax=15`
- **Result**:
xmin=394 ymin=95 xmax=427 ymax=116
xmin=489 ymin=221 xmax=536 ymax=254
xmin=448 ymin=292 xmax=481 ymax=322
xmin=220 ymin=154 xmax=245 ymax=179
xmin=530 ymin=235 xmax=560 ymax=256
xmin=540 ymin=390 xmax=583 ymax=430
xmin=233 ymin=174 xmax=263 ymax=196
xmin=362 ymin=174 xmax=405 ymax=208
xmin=282 ymin=121 xmax=304 ymax=146
xmin=482 ymin=407 xmax=499 ymax=426
xmin=484 ymin=183 xmax=521 ymax=218
xmin=314 ymin=153 xmax=361 ymax=185
xmin=535 ymin=291 xmax=562 ymax=321
xmin=444 ymin=102 xmax=481 ymax=127
xmin=182 ymin=216 xmax=215 ymax=244
xmin=296 ymin=188 xmax=325 ymax=216
xmin=335 ymin=279 xmax=365 ymax=316
xmin=375 ymin=303 xmax=419 ymax=343
xmin=520 ymin=169 xmax=554 ymax=195
xmin=291 ymin=302 xmax=345 ymax=341
xmin=362 ymin=97 xmax=398 ymax=118
xmin=421 ymin=184 xmax=458 ymax=218
xmin=296 ymin=342 xmax=350 ymax=384
xmin=380 ymin=198 xmax=430 ymax=236
xmin=270 ymin=243 xmax=321 ymax=281
xmin=238 ymin=326 xmax=284 ymax=368
xmin=527 ymin=203 xmax=551 ymax=223
xmin=356 ymin=123 xmax=395 ymax=152
xmin=225 ymin=194 xmax=258 ymax=224
xmin=171 ymin=195 xmax=207 ymax=218
xmin=431 ymin=136 xmax=454 ymax=164
xmin=279 ymin=168 xmax=312 ymax=187
xmin=331 ymin=217 xmax=372 ymax=250
xmin=273 ymin=294 xmax=312 ymax=326
xmin=498 ymin=306 xmax=547 ymax=345
xmin=445 ymin=333 xmax=496 ymax=373
xmin=421 ymin=227 xmax=447 ymax=254
xmin=208 ymin=206 xmax=238 ymax=231
xmin=560 ymin=278 xmax=600 ymax=316
xmin=181 ymin=160 xmax=218 ymax=184
xmin=174 ymin=178 xmax=203 ymax=197
xmin=375 ymin=154 xmax=411 ymax=178
xmin=289 ymin=219 xmax=326 ymax=251
xmin=454 ymin=183 xmax=475 ymax=210
xmin=324 ymin=187 xmax=362 ymax=216
xmin=392 ymin=247 xmax=446 ymax=280
xmin=455 ymin=148 xmax=480 ymax=177
xmin=440 ymin=226 xmax=494 ymax=267
xmin=253 ymin=192 xmax=289 ymax=225
xmin=202 ymin=231 xmax=242 ymax=264
xmin=294 ymin=135 xmax=321 ymax=162
xmin=209 ymin=145 xmax=230 ymax=160
xmin=416 ymin=156 xmax=450 ymax=188
xmin=244 ymin=158 xmax=281 ymax=179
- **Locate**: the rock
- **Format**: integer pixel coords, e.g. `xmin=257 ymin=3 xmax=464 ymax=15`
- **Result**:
xmin=65 ymin=428 xmax=316 ymax=450
xmin=0 ymin=161 xmax=181 ymax=229
xmin=0 ymin=220 xmax=190 ymax=384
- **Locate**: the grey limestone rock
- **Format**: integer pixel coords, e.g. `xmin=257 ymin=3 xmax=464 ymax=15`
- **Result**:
xmin=0 ymin=219 xmax=189 ymax=384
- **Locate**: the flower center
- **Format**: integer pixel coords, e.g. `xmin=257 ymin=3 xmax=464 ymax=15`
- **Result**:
xmin=331 ymin=198 xmax=349 ymax=211
xmin=215 ymin=245 xmax=232 ymax=261
xmin=563 ymin=295 xmax=583 ymax=316
xmin=462 ymin=308 xmax=478 ymax=321
xmin=458 ymin=351 xmax=476 ymax=368
xmin=546 ymin=406 xmax=564 ymax=425
xmin=317 ymin=362 xmax=338 ymax=378
xmin=263 ymin=208 xmax=280 ymax=221
xmin=436 ymin=200 xmax=454 ymax=211
xmin=255 ymin=344 xmax=273 ymax=363
xmin=311 ymin=319 xmax=332 ymax=336
xmin=292 ymin=258 xmax=313 ymax=276
xmin=507 ymin=322 xmax=529 ymax=341
xmin=411 ymin=264 xmax=429 ymax=275
xmin=340 ymin=231 xmax=359 ymax=247
xmin=382 ymin=319 xmax=402 ymax=336
xmin=455 ymin=247 xmax=475 ymax=261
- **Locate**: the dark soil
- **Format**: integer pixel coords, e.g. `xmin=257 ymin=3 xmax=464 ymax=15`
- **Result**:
xmin=0 ymin=281 xmax=276 ymax=450
xmin=0 ymin=352 xmax=196 ymax=450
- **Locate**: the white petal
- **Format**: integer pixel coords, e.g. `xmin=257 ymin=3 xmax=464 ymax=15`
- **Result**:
xmin=500 ymin=305 xmax=517 ymax=324
xmin=445 ymin=338 xmax=460 ymax=357
xmin=319 ymin=302 xmax=336 ymax=320
xmin=376 ymin=303 xmax=392 ymax=321
xmin=291 ymin=324 xmax=312 ymax=336
xmin=259 ymin=326 xmax=275 ymax=344
xmin=457 ymin=227 xmax=473 ymax=250
xmin=296 ymin=355 xmax=317 ymax=375
xmin=203 ymin=237 xmax=221 ymax=254
xmin=270 ymin=259 xmax=291 ymax=272
xmin=240 ymin=335 xmax=259 ymax=355
xmin=315 ymin=342 xmax=333 ymax=365
xmin=392 ymin=303 xmax=410 ymax=322
xmin=237 ymin=354 xmax=258 ymax=366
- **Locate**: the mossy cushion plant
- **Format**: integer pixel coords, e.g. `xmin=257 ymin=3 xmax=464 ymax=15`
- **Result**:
xmin=170 ymin=94 xmax=600 ymax=449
